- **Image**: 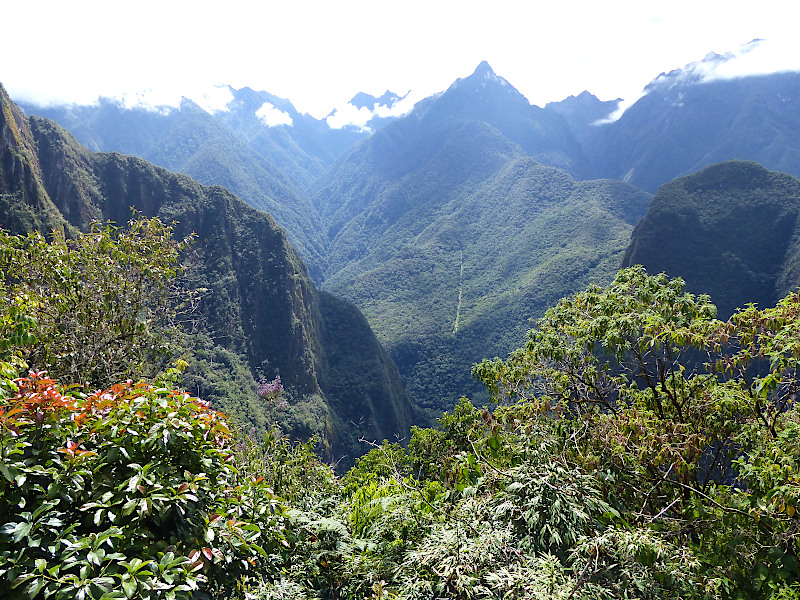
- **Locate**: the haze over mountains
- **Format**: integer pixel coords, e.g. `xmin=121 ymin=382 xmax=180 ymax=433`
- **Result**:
xmin=10 ymin=49 xmax=800 ymax=420
xmin=0 ymin=84 xmax=414 ymax=465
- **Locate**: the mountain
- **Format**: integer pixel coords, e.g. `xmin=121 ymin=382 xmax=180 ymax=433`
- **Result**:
xmin=586 ymin=58 xmax=800 ymax=192
xmin=544 ymin=91 xmax=620 ymax=146
xmin=0 ymin=86 xmax=70 ymax=235
xmin=413 ymin=61 xmax=591 ymax=178
xmin=344 ymin=90 xmax=408 ymax=130
xmin=1 ymin=83 xmax=415 ymax=464
xmin=623 ymin=160 xmax=800 ymax=318
xmin=214 ymin=86 xmax=371 ymax=188
xmin=318 ymin=100 xmax=650 ymax=409
xmin=20 ymin=95 xmax=336 ymax=280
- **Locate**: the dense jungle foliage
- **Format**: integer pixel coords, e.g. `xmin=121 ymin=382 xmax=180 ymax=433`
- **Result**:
xmin=1 ymin=214 xmax=799 ymax=599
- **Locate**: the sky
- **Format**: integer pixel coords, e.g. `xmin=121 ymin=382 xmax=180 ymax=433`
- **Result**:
xmin=3 ymin=0 xmax=799 ymax=124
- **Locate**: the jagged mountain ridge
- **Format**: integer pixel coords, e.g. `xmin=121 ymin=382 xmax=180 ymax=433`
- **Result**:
xmin=0 ymin=84 xmax=414 ymax=463
xmin=21 ymin=94 xmax=336 ymax=280
xmin=17 ymin=55 xmax=800 ymax=412
xmin=542 ymin=49 xmax=800 ymax=192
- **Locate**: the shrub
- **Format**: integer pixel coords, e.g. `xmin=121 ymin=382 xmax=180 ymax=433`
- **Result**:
xmin=0 ymin=373 xmax=282 ymax=600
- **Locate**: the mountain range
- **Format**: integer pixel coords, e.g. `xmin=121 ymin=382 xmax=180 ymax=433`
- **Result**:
xmin=0 ymin=84 xmax=414 ymax=465
xmin=10 ymin=50 xmax=800 ymax=422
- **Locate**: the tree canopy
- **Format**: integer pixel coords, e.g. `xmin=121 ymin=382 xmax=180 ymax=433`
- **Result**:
xmin=0 ymin=217 xmax=191 ymax=388
xmin=2 ymin=252 xmax=800 ymax=598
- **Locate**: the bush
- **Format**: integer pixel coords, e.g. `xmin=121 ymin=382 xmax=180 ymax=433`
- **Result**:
xmin=0 ymin=373 xmax=282 ymax=600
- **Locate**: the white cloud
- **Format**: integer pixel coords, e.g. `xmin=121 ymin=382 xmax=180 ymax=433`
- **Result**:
xmin=374 ymin=92 xmax=419 ymax=119
xmin=4 ymin=0 xmax=800 ymax=121
xmin=592 ymin=38 xmax=800 ymax=125
xmin=592 ymin=92 xmax=647 ymax=125
xmin=255 ymin=101 xmax=293 ymax=127
xmin=325 ymin=91 xmax=420 ymax=130
xmin=108 ymin=84 xmax=234 ymax=114
xmin=644 ymin=38 xmax=800 ymax=94
xmin=705 ymin=38 xmax=800 ymax=81
xmin=326 ymin=104 xmax=374 ymax=130
xmin=190 ymin=85 xmax=235 ymax=114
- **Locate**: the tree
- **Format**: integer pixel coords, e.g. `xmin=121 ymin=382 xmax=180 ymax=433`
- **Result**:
xmin=0 ymin=373 xmax=283 ymax=600
xmin=472 ymin=266 xmax=800 ymax=597
xmin=0 ymin=217 xmax=193 ymax=387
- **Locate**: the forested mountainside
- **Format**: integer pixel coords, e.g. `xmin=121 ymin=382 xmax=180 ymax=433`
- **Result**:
xmin=319 ymin=124 xmax=650 ymax=410
xmin=0 ymin=84 xmax=414 ymax=463
xmin=22 ymin=94 xmax=333 ymax=280
xmin=566 ymin=68 xmax=800 ymax=192
xmin=622 ymin=160 xmax=800 ymax=318
xmin=20 ymin=54 xmax=800 ymax=414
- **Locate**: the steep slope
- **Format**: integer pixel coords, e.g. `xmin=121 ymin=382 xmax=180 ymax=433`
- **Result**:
xmin=1 ymin=84 xmax=414 ymax=463
xmin=544 ymin=91 xmax=620 ymax=147
xmin=217 ymin=87 xmax=369 ymax=190
xmin=324 ymin=153 xmax=650 ymax=410
xmin=22 ymin=97 xmax=330 ymax=280
xmin=623 ymin=160 xmax=800 ymax=318
xmin=319 ymin=119 xmax=526 ymax=273
xmin=588 ymin=56 xmax=800 ymax=192
xmin=0 ymin=89 xmax=69 ymax=234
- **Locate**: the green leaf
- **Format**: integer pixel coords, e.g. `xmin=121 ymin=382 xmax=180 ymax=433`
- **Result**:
xmin=122 ymin=498 xmax=137 ymax=516
xmin=0 ymin=461 xmax=17 ymax=482
xmin=122 ymin=578 xmax=137 ymax=599
xmin=23 ymin=577 xmax=44 ymax=599
xmin=5 ymin=521 xmax=32 ymax=543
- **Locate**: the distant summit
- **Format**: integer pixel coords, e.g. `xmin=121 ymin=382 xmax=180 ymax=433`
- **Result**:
xmin=449 ymin=61 xmax=516 ymax=95
xmin=349 ymin=90 xmax=404 ymax=110
xmin=422 ymin=61 xmax=591 ymax=178
xmin=545 ymin=91 xmax=621 ymax=141
xmin=472 ymin=60 xmax=496 ymax=77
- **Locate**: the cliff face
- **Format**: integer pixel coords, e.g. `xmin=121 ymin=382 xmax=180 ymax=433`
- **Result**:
xmin=0 ymin=84 xmax=414 ymax=463
xmin=0 ymin=88 xmax=68 ymax=234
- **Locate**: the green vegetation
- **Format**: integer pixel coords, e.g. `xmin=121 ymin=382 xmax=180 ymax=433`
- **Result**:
xmin=0 ymin=218 xmax=190 ymax=388
xmin=5 ymin=262 xmax=799 ymax=598
xmin=0 ymin=84 xmax=415 ymax=466
xmin=623 ymin=160 xmax=800 ymax=319
xmin=323 ymin=154 xmax=650 ymax=413
xmin=0 ymin=374 xmax=282 ymax=600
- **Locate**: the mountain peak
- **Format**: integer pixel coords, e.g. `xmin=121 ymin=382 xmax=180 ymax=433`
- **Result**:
xmin=473 ymin=61 xmax=495 ymax=77
xmin=449 ymin=61 xmax=514 ymax=94
xmin=349 ymin=90 xmax=403 ymax=110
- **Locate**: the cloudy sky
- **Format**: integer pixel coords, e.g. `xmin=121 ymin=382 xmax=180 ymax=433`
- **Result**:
xmin=3 ymin=0 xmax=798 ymax=121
